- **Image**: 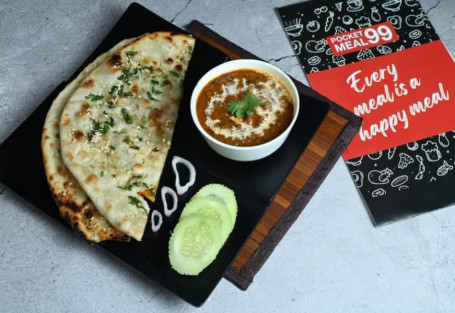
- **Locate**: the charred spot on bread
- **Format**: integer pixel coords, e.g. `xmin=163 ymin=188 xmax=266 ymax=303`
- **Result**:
xmin=71 ymin=130 xmax=85 ymax=141
xmin=107 ymin=53 xmax=123 ymax=68
xmin=82 ymin=79 xmax=95 ymax=88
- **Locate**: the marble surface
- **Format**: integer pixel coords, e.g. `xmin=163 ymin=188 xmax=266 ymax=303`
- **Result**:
xmin=1 ymin=0 xmax=454 ymax=312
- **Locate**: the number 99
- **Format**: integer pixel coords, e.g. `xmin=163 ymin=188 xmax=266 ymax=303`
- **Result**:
xmin=364 ymin=25 xmax=393 ymax=44
xmin=377 ymin=25 xmax=393 ymax=41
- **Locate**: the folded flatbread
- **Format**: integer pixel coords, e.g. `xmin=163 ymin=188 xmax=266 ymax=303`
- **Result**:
xmin=42 ymin=38 xmax=136 ymax=242
xmin=58 ymin=32 xmax=195 ymax=241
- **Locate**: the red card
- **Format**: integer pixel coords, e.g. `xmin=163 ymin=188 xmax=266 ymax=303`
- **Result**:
xmin=327 ymin=22 xmax=399 ymax=57
xmin=308 ymin=40 xmax=455 ymax=160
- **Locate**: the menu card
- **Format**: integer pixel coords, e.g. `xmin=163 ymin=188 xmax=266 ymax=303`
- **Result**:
xmin=277 ymin=0 xmax=455 ymax=224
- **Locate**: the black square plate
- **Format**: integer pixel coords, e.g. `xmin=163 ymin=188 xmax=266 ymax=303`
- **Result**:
xmin=0 ymin=3 xmax=329 ymax=306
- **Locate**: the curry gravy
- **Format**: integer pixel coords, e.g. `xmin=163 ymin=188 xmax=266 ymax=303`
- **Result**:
xmin=196 ymin=69 xmax=294 ymax=146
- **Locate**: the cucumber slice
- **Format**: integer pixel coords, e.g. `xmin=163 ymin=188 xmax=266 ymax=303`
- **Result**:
xmin=180 ymin=196 xmax=233 ymax=241
xmin=194 ymin=184 xmax=238 ymax=222
xmin=169 ymin=215 xmax=223 ymax=275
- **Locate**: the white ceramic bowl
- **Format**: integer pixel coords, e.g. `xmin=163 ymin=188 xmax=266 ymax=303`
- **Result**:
xmin=190 ymin=59 xmax=300 ymax=162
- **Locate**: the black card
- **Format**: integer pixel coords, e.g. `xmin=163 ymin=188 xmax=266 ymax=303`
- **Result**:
xmin=277 ymin=0 xmax=455 ymax=225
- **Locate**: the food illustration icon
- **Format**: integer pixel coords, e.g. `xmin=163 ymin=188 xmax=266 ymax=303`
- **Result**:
xmin=347 ymin=0 xmax=364 ymax=12
xmin=415 ymin=155 xmax=425 ymax=180
xmin=314 ymin=6 xmax=328 ymax=15
xmin=325 ymin=11 xmax=335 ymax=32
xmin=346 ymin=156 xmax=363 ymax=166
xmin=391 ymin=175 xmax=409 ymax=188
xmin=376 ymin=45 xmax=392 ymax=54
xmin=334 ymin=26 xmax=348 ymax=35
xmin=308 ymin=55 xmax=321 ymax=65
xmin=438 ymin=133 xmax=450 ymax=147
xmin=398 ymin=153 xmax=414 ymax=169
xmin=387 ymin=15 xmax=403 ymax=29
xmin=405 ymin=0 xmax=419 ymax=7
xmin=371 ymin=7 xmax=381 ymax=22
xmin=437 ymin=160 xmax=454 ymax=177
xmin=368 ymin=151 xmax=383 ymax=160
xmin=388 ymin=147 xmax=397 ymax=160
xmin=305 ymin=39 xmax=328 ymax=54
xmin=291 ymin=40 xmax=303 ymax=55
xmin=355 ymin=16 xmax=372 ymax=28
xmin=342 ymin=15 xmax=354 ymax=25
xmin=332 ymin=54 xmax=346 ymax=66
xmin=406 ymin=141 xmax=419 ymax=151
xmin=357 ymin=49 xmax=375 ymax=60
xmin=409 ymin=29 xmax=422 ymax=40
xmin=421 ymin=141 xmax=442 ymax=162
xmin=368 ymin=168 xmax=394 ymax=185
xmin=335 ymin=2 xmax=343 ymax=12
xmin=284 ymin=18 xmax=304 ymax=37
xmin=306 ymin=20 xmax=320 ymax=33
xmin=372 ymin=188 xmax=386 ymax=198
xmin=382 ymin=0 xmax=403 ymax=12
xmin=351 ymin=170 xmax=364 ymax=188
xmin=406 ymin=12 xmax=429 ymax=27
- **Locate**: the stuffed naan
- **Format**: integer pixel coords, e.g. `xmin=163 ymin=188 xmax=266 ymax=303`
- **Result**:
xmin=42 ymin=38 xmax=136 ymax=242
xmin=59 ymin=32 xmax=195 ymax=241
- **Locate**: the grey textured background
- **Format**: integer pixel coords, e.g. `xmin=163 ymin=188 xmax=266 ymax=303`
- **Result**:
xmin=1 ymin=0 xmax=454 ymax=312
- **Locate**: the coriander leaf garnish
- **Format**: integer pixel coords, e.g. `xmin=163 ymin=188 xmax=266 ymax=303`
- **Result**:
xmin=121 ymin=108 xmax=133 ymax=124
xmin=141 ymin=65 xmax=154 ymax=72
xmin=111 ymin=84 xmax=133 ymax=97
xmin=128 ymin=196 xmax=147 ymax=213
xmin=85 ymin=93 xmax=104 ymax=101
xmin=109 ymin=145 xmax=116 ymax=150
xmin=188 ymin=45 xmax=193 ymax=55
xmin=107 ymin=100 xmax=116 ymax=109
xmin=150 ymin=79 xmax=159 ymax=86
xmin=227 ymin=93 xmax=266 ymax=119
xmin=117 ymin=68 xmax=132 ymax=82
xmin=106 ymin=116 xmax=115 ymax=127
xmin=92 ymin=117 xmax=114 ymax=134
xmin=109 ymin=85 xmax=133 ymax=97
xmin=88 ymin=117 xmax=114 ymax=141
xmin=118 ymin=85 xmax=133 ymax=97
xmin=109 ymin=85 xmax=118 ymax=95
xmin=151 ymin=86 xmax=162 ymax=95
xmin=161 ymin=80 xmax=171 ymax=86
xmin=125 ymin=50 xmax=138 ymax=58
xmin=117 ymin=67 xmax=141 ymax=83
xmin=119 ymin=181 xmax=148 ymax=191
xmin=169 ymin=70 xmax=179 ymax=77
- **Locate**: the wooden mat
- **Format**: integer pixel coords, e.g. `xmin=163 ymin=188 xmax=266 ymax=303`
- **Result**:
xmin=186 ymin=21 xmax=362 ymax=290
